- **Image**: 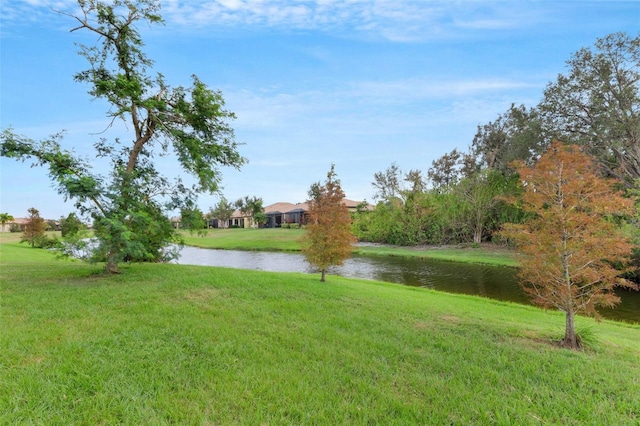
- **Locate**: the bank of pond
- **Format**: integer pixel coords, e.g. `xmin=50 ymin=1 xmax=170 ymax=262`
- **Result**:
xmin=175 ymin=246 xmax=640 ymax=324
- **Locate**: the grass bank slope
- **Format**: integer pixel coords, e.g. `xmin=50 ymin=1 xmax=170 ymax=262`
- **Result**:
xmin=1 ymin=243 xmax=639 ymax=424
xmin=182 ymin=228 xmax=305 ymax=252
xmin=182 ymin=228 xmax=517 ymax=266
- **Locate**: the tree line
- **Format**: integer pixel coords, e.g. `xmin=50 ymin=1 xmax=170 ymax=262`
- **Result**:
xmin=352 ymin=32 xmax=640 ymax=250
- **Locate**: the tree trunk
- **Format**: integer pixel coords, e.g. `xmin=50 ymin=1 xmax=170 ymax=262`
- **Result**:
xmin=320 ymin=269 xmax=326 ymax=282
xmin=473 ymin=213 xmax=483 ymax=244
xmin=473 ymin=226 xmax=482 ymax=245
xmin=562 ymin=310 xmax=580 ymax=349
xmin=105 ymin=250 xmax=119 ymax=274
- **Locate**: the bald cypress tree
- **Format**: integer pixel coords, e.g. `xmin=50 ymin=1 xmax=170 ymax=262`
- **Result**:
xmin=21 ymin=208 xmax=47 ymax=248
xmin=301 ymin=164 xmax=356 ymax=282
xmin=500 ymin=142 xmax=636 ymax=349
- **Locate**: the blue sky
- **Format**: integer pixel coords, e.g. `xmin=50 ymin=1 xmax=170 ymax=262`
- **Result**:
xmin=1 ymin=0 xmax=639 ymax=219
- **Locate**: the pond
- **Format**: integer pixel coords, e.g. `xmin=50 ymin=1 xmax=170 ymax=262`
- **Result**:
xmin=175 ymin=246 xmax=640 ymax=324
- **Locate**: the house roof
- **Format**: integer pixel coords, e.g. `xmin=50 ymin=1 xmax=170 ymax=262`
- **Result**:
xmin=291 ymin=202 xmax=309 ymax=212
xmin=346 ymin=199 xmax=375 ymax=211
xmin=264 ymin=202 xmax=297 ymax=214
xmin=230 ymin=209 xmax=244 ymax=219
xmin=209 ymin=198 xmax=374 ymax=220
xmin=267 ymin=200 xmax=373 ymax=213
xmin=9 ymin=218 xmax=30 ymax=225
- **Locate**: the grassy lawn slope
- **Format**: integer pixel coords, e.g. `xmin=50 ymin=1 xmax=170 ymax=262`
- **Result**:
xmin=1 ymin=241 xmax=639 ymax=424
xmin=181 ymin=228 xmax=517 ymax=266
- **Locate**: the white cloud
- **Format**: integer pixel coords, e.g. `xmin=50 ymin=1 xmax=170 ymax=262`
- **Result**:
xmin=346 ymin=77 xmax=543 ymax=106
xmin=158 ymin=0 xmax=546 ymax=42
xmin=0 ymin=1 xmax=585 ymax=44
xmin=224 ymin=74 xmax=541 ymax=161
xmin=217 ymin=0 xmax=244 ymax=11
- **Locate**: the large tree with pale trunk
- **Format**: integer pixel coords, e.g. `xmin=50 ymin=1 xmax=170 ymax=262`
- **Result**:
xmin=500 ymin=142 xmax=636 ymax=349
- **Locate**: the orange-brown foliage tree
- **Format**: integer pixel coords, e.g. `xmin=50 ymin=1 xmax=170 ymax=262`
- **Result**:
xmin=301 ymin=164 xmax=356 ymax=282
xmin=21 ymin=207 xmax=47 ymax=248
xmin=500 ymin=142 xmax=636 ymax=349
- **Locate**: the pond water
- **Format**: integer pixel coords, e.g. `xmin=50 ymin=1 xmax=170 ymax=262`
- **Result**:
xmin=175 ymin=246 xmax=640 ymax=324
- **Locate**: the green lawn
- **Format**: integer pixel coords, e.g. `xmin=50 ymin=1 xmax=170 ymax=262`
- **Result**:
xmin=1 ymin=241 xmax=639 ymax=424
xmin=182 ymin=228 xmax=518 ymax=266
xmin=355 ymin=244 xmax=518 ymax=267
xmin=181 ymin=227 xmax=305 ymax=251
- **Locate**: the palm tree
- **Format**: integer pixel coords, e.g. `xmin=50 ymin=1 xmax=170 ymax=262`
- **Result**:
xmin=0 ymin=212 xmax=15 ymax=232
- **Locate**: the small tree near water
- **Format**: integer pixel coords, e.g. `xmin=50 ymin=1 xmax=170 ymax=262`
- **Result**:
xmin=500 ymin=142 xmax=636 ymax=349
xmin=300 ymin=164 xmax=356 ymax=282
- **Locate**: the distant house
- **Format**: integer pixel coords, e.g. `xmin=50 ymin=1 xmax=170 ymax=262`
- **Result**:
xmin=226 ymin=202 xmax=305 ymax=229
xmin=170 ymin=216 xmax=181 ymax=229
xmin=0 ymin=217 xmax=29 ymax=233
xmin=342 ymin=199 xmax=375 ymax=213
xmin=282 ymin=203 xmax=308 ymax=227
xmin=229 ymin=209 xmax=250 ymax=228
xmin=264 ymin=202 xmax=297 ymax=228
xmin=203 ymin=198 xmax=374 ymax=229
xmin=262 ymin=199 xmax=374 ymax=229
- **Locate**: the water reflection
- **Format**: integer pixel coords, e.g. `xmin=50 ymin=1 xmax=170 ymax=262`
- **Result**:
xmin=175 ymin=246 xmax=311 ymax=273
xmin=175 ymin=246 xmax=639 ymax=323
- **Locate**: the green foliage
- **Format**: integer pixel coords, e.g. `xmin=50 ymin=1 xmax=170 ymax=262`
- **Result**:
xmin=538 ymin=32 xmax=640 ymax=186
xmin=1 ymin=1 xmax=244 ymax=273
xmin=353 ymin=197 xmax=433 ymax=245
xmin=253 ymin=211 xmax=268 ymax=227
xmin=280 ymin=222 xmax=300 ymax=229
xmin=208 ymin=196 xmax=235 ymax=228
xmin=181 ymin=205 xmax=206 ymax=233
xmin=0 ymin=212 xmax=15 ymax=229
xmin=471 ymin=104 xmax=546 ymax=173
xmin=427 ymin=148 xmax=476 ymax=191
xmin=360 ymin=31 xmax=637 ymax=250
xmin=359 ymin=164 xmax=448 ymax=245
xmin=354 ymin=183 xmax=518 ymax=247
xmin=92 ymin=199 xmax=182 ymax=265
xmin=235 ymin=195 xmax=264 ymax=217
xmin=452 ymin=169 xmax=519 ymax=244
xmin=60 ymin=212 xmax=84 ymax=237
xmin=371 ymin=162 xmax=402 ymax=202
xmin=233 ymin=195 xmax=265 ymax=228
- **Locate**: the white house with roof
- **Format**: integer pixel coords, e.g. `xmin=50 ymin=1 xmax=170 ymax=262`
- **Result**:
xmin=212 ymin=199 xmax=374 ymax=229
